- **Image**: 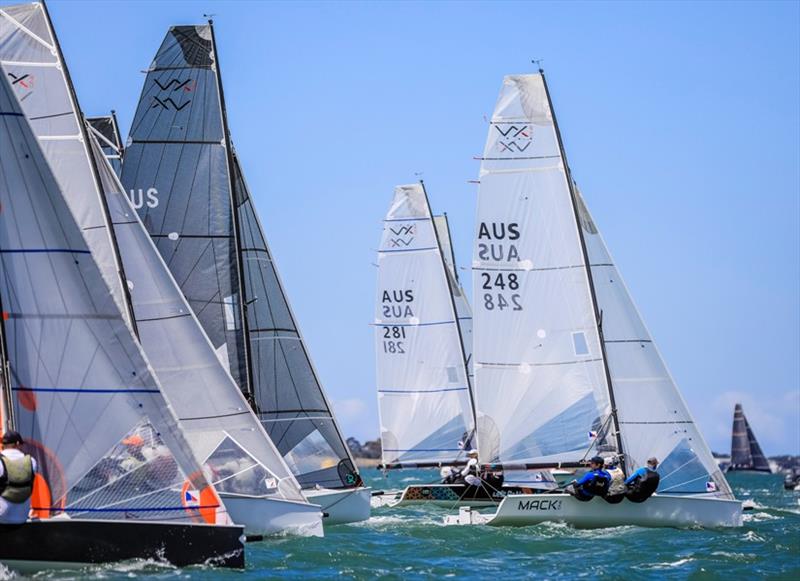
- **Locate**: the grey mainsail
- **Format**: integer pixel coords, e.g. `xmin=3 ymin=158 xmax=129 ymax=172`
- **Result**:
xmin=0 ymin=68 xmax=222 ymax=524
xmin=87 ymin=113 xmax=124 ymax=175
xmin=729 ymin=403 xmax=770 ymax=472
xmin=122 ymin=23 xmax=360 ymax=490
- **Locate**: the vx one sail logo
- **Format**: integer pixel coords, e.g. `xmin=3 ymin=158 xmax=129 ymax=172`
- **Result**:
xmin=494 ymin=124 xmax=533 ymax=153
xmin=151 ymin=78 xmax=196 ymax=111
xmin=6 ymin=72 xmax=34 ymax=100
xmin=387 ymin=224 xmax=416 ymax=248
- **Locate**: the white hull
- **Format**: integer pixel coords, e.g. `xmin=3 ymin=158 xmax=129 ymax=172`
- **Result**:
xmin=220 ymin=494 xmax=324 ymax=537
xmin=304 ymin=487 xmax=372 ymax=524
xmin=371 ymin=484 xmax=524 ymax=508
xmin=444 ymin=493 xmax=743 ymax=529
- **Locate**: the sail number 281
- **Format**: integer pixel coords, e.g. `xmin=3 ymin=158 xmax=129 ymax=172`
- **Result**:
xmin=382 ymin=326 xmax=406 ymax=354
xmin=481 ymin=273 xmax=522 ymax=311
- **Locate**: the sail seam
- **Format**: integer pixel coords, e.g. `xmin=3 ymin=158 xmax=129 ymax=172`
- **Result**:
xmin=378 ymin=246 xmax=437 ymax=254
xmin=478 ymin=358 xmax=602 ymax=367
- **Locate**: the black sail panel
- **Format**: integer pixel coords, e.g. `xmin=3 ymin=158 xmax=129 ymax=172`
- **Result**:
xmin=86 ymin=115 xmax=123 ymax=176
xmin=120 ymin=25 xmax=247 ymax=390
xmin=745 ymin=417 xmax=771 ymax=472
xmin=233 ymin=154 xmax=359 ymax=489
xmin=729 ymin=403 xmax=770 ymax=472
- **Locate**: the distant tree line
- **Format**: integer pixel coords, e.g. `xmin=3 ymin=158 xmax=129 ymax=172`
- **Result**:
xmin=347 ymin=437 xmax=381 ymax=459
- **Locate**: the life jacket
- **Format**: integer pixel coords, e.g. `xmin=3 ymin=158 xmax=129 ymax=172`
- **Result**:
xmin=578 ymin=469 xmax=611 ymax=498
xmin=0 ymin=454 xmax=34 ymax=504
xmin=625 ymin=468 xmax=660 ymax=503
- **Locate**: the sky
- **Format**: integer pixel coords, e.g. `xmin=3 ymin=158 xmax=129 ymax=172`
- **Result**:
xmin=40 ymin=0 xmax=800 ymax=454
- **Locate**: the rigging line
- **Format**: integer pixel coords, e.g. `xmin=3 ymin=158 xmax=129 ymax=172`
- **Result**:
xmin=378 ymin=246 xmax=437 ymax=253
xmin=180 ymin=410 xmax=251 ymax=421
xmin=28 ymin=111 xmax=72 ymax=121
xmin=372 ymin=320 xmax=455 ymax=328
xmin=478 ymin=357 xmax=603 ymax=367
xmin=378 ymin=387 xmax=468 ymax=394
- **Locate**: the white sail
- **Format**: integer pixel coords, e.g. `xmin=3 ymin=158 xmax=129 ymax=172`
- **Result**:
xmin=575 ymin=186 xmax=733 ymax=497
xmin=433 ymin=215 xmax=474 ymax=386
xmin=0 ymin=71 xmax=223 ymax=524
xmin=0 ymin=2 xmax=131 ymax=324
xmin=87 ymin=129 xmax=308 ymax=503
xmin=472 ymin=75 xmax=614 ymax=465
xmin=375 ymin=184 xmax=474 ymax=465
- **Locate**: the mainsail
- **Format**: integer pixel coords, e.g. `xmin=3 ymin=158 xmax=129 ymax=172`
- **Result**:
xmin=0 ymin=2 xmax=132 ymax=325
xmin=0 ymin=69 xmax=221 ymax=524
xmin=376 ymin=184 xmax=475 ymax=466
xmin=121 ymin=23 xmax=359 ymax=490
xmin=729 ymin=403 xmax=770 ymax=472
xmin=473 ymin=72 xmax=732 ymax=498
xmin=87 ymin=113 xmax=124 ymax=176
xmin=472 ymin=75 xmax=614 ymax=467
xmin=87 ymin=128 xmax=308 ymax=502
xmin=433 ymin=214 xmax=474 ymax=385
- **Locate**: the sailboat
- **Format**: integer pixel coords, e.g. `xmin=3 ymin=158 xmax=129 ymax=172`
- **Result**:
xmin=87 ymin=112 xmax=124 ymax=175
xmin=446 ymin=71 xmax=742 ymax=528
xmin=372 ymin=183 xmax=554 ymax=508
xmin=120 ymin=22 xmax=369 ymax=524
xmin=0 ymin=1 xmax=323 ymax=538
xmin=728 ymin=404 xmax=771 ymax=473
xmin=0 ymin=61 xmax=243 ymax=569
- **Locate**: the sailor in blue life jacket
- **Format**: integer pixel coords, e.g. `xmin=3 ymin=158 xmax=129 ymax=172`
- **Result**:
xmin=624 ymin=457 xmax=660 ymax=503
xmin=0 ymin=431 xmax=38 ymax=524
xmin=567 ymin=456 xmax=611 ymax=501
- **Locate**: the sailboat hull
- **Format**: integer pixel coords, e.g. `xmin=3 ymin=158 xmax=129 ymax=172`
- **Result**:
xmin=305 ymin=486 xmax=371 ymax=524
xmin=372 ymin=484 xmax=538 ymax=508
xmin=0 ymin=519 xmax=244 ymax=571
xmin=220 ymin=494 xmax=324 ymax=538
xmin=444 ymin=493 xmax=743 ymax=529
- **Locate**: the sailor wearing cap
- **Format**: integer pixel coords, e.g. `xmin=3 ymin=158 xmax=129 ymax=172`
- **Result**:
xmin=461 ymin=449 xmax=482 ymax=487
xmin=567 ymin=455 xmax=611 ymax=501
xmin=0 ymin=431 xmax=38 ymax=524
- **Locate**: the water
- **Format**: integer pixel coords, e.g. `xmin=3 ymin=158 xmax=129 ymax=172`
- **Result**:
xmin=3 ymin=470 xmax=798 ymax=579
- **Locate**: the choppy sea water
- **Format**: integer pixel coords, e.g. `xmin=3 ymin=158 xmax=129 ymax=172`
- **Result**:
xmin=2 ymin=470 xmax=798 ymax=579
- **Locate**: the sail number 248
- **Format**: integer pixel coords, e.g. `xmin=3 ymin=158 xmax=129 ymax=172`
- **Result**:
xmin=382 ymin=326 xmax=406 ymax=354
xmin=481 ymin=273 xmax=522 ymax=311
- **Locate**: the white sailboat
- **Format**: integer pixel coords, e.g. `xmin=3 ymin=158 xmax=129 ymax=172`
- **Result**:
xmin=0 ymin=58 xmax=244 ymax=569
xmin=119 ymin=22 xmax=369 ymax=524
xmin=373 ymin=184 xmax=554 ymax=508
xmin=447 ymin=72 xmax=742 ymax=529
xmin=0 ymin=2 xmax=322 ymax=537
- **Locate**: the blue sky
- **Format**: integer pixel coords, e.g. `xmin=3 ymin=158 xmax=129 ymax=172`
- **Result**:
xmin=47 ymin=0 xmax=799 ymax=454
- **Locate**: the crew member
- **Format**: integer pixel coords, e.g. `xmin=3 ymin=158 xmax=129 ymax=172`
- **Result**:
xmin=605 ymin=456 xmax=627 ymax=496
xmin=0 ymin=431 xmax=37 ymax=524
xmin=567 ymin=456 xmax=611 ymax=501
xmin=625 ymin=457 xmax=660 ymax=502
xmin=461 ymin=449 xmax=481 ymax=487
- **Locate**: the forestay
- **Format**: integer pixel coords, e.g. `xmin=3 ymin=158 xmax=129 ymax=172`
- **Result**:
xmin=0 ymin=2 xmax=131 ymax=325
xmin=232 ymin=152 xmax=359 ymax=489
xmin=87 ymin=114 xmax=124 ymax=176
xmin=473 ymin=75 xmax=613 ymax=466
xmin=376 ymin=184 xmax=474 ymax=466
xmin=0 ymin=72 xmax=222 ymax=524
xmin=88 ymin=129 xmax=307 ymax=503
xmin=120 ymin=24 xmax=248 ymax=391
xmin=433 ymin=215 xmax=473 ymax=386
xmin=576 ymin=185 xmax=732 ymax=497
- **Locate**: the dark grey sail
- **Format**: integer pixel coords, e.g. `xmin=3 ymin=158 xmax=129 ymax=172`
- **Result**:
xmin=233 ymin=152 xmax=359 ymax=489
xmin=87 ymin=113 xmax=124 ymax=176
xmin=729 ymin=403 xmax=771 ymax=472
xmin=120 ymin=25 xmax=248 ymax=392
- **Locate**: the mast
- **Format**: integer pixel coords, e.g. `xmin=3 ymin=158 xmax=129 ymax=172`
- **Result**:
xmin=539 ymin=68 xmax=627 ymax=474
xmin=419 ymin=181 xmax=478 ymax=442
xmin=441 ymin=213 xmax=461 ymax=285
xmin=39 ymin=0 xmax=139 ymax=336
xmin=0 ymin=291 xmax=13 ymax=433
xmin=207 ymin=19 xmax=256 ymax=407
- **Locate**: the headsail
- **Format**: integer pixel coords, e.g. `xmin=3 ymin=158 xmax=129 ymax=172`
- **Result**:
xmin=0 ymin=2 xmax=132 ymax=325
xmin=472 ymin=75 xmax=614 ymax=466
xmin=576 ymin=185 xmax=734 ymax=496
xmin=433 ymin=214 xmax=474 ymax=386
xmin=729 ymin=403 xmax=770 ymax=472
xmin=87 ymin=128 xmax=307 ymax=502
xmin=120 ymin=24 xmax=248 ymax=390
xmin=0 ymin=70 xmax=222 ymax=524
xmin=232 ymin=152 xmax=359 ymax=489
xmin=87 ymin=113 xmax=124 ymax=176
xmin=376 ymin=184 xmax=475 ymax=466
